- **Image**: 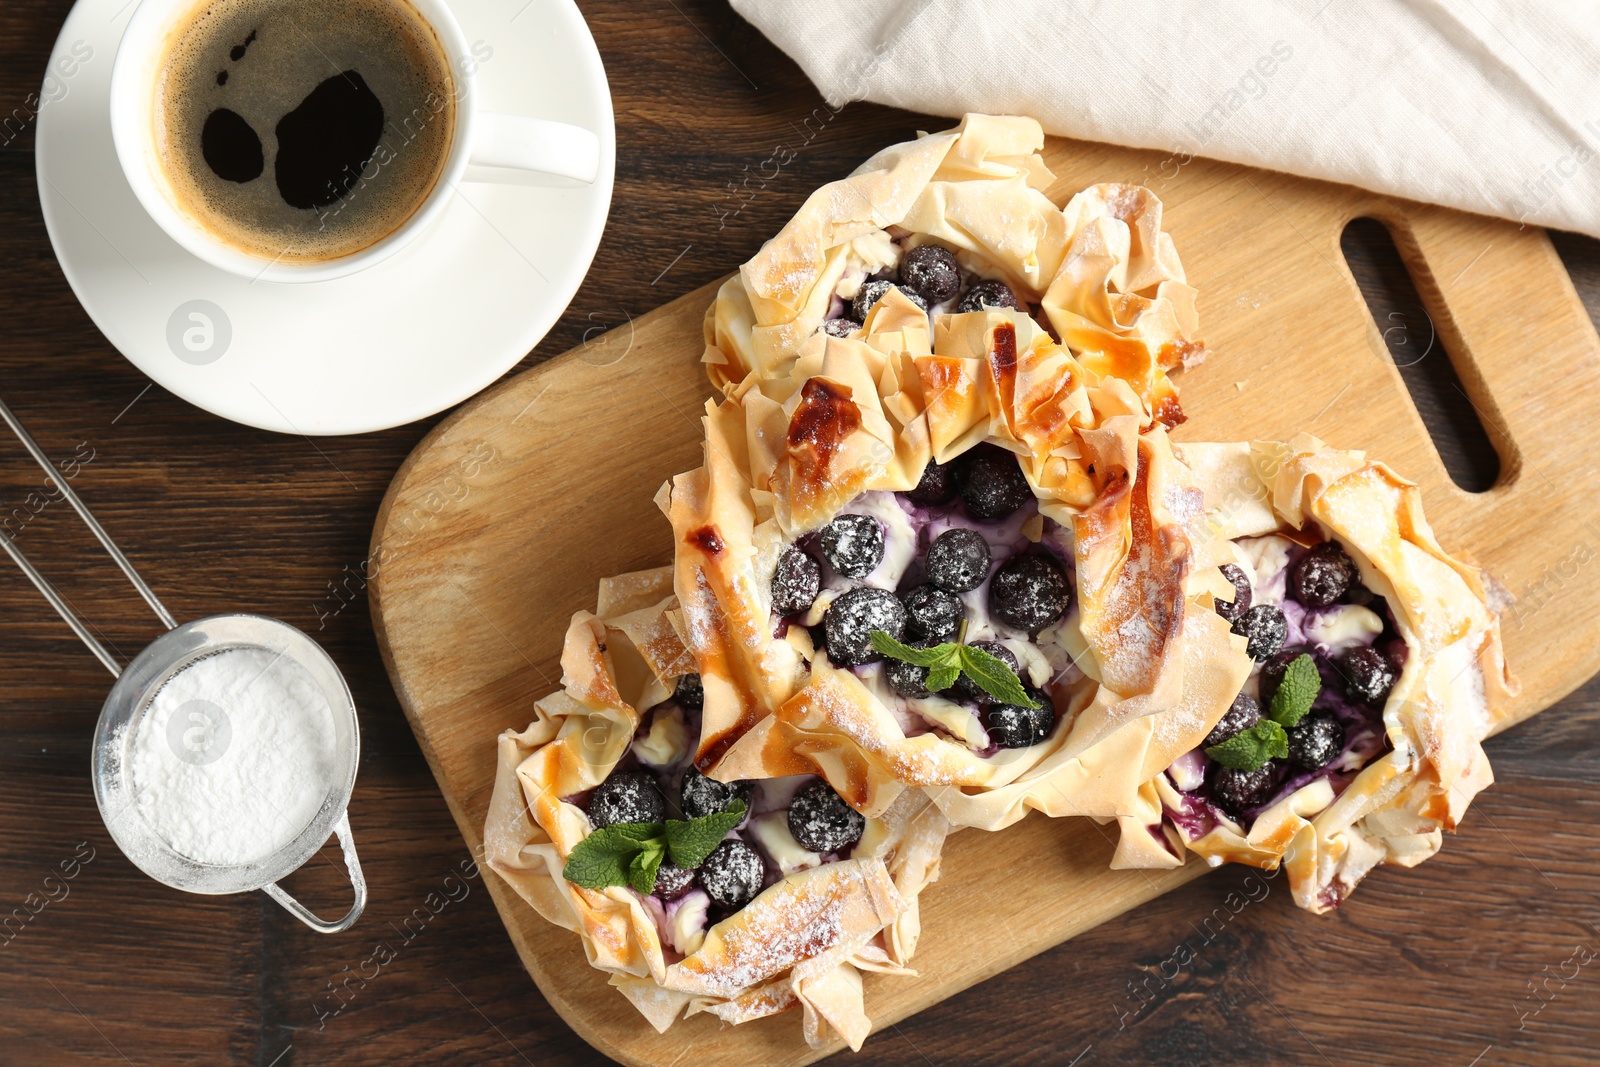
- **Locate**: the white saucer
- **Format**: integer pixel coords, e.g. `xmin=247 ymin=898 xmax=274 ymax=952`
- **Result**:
xmin=37 ymin=0 xmax=615 ymax=435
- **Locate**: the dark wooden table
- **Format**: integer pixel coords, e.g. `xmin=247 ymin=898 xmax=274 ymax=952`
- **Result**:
xmin=3 ymin=2 xmax=1598 ymax=1064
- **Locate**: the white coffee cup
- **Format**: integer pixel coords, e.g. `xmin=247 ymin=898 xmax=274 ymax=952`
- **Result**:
xmin=109 ymin=0 xmax=601 ymax=283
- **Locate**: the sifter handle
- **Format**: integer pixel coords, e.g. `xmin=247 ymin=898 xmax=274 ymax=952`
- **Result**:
xmin=0 ymin=392 xmax=180 ymax=676
xmin=262 ymin=811 xmax=367 ymax=934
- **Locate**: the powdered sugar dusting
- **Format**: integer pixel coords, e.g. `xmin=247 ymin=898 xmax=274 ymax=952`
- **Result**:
xmin=672 ymin=881 xmax=850 ymax=998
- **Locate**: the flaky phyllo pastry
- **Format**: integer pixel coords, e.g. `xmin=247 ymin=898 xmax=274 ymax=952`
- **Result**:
xmin=663 ymin=296 xmax=1250 ymax=832
xmin=483 ymin=567 xmax=951 ymax=1050
xmin=703 ymin=113 xmax=1203 ymax=427
xmin=1114 ymin=437 xmax=1518 ymax=912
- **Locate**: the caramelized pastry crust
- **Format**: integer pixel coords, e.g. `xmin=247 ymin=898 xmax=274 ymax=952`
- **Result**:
xmin=1113 ymin=438 xmax=1518 ymax=912
xmin=483 ymin=567 xmax=952 ymax=1050
xmin=703 ymin=113 xmax=1204 ymax=425
xmin=665 ymin=298 xmax=1250 ymax=831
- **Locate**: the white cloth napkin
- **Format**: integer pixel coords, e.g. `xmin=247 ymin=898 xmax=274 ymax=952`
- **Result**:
xmin=732 ymin=0 xmax=1600 ymax=238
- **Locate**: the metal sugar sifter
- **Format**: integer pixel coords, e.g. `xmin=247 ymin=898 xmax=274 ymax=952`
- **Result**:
xmin=0 ymin=396 xmax=366 ymax=933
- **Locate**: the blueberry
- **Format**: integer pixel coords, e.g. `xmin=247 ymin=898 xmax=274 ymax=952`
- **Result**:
xmin=853 ymin=279 xmax=926 ymax=322
xmin=820 ymin=514 xmax=885 ymax=579
xmin=957 ymin=448 xmax=1033 ymax=520
xmin=902 ymin=583 xmax=963 ymax=642
xmin=1214 ymin=564 xmax=1253 ymax=624
xmin=679 ymin=768 xmax=752 ymax=820
xmin=886 ymin=657 xmax=931 ymax=698
xmin=1212 ymin=764 xmax=1276 ymax=815
xmin=983 ymin=686 xmax=1056 ymax=749
xmin=1380 ymin=637 xmax=1408 ymax=678
xmin=989 ymin=554 xmax=1071 ymax=632
xmin=924 ymin=528 xmax=991 ymax=594
xmin=787 ymin=780 xmax=866 ymax=853
xmin=1343 ymin=581 xmax=1376 ymax=607
xmin=907 ymin=457 xmax=958 ymax=507
xmin=953 ymin=640 xmax=1022 ymax=703
xmin=1231 ymin=605 xmax=1287 ymax=661
xmin=820 ymin=317 xmax=860 ymax=338
xmin=771 ymin=547 xmax=821 ymax=616
xmin=854 ymin=280 xmax=893 ymax=321
xmin=652 ymin=860 xmax=696 ymax=901
xmin=673 ymin=673 xmax=704 ymax=713
xmin=1203 ymin=692 xmax=1262 ymax=749
xmin=1287 ymin=715 xmax=1343 ymax=771
xmin=899 ymin=244 xmax=961 ymax=304
xmin=1291 ymin=541 xmax=1357 ymax=608
xmin=823 ymin=587 xmax=906 ymax=667
xmin=699 ymin=840 xmax=764 ymax=910
xmin=807 ymin=621 xmax=828 ymax=652
xmin=588 ymin=771 xmax=666 ymax=828
xmin=1338 ymin=646 xmax=1395 ymax=706
xmin=956 ymin=279 xmax=1020 ymax=313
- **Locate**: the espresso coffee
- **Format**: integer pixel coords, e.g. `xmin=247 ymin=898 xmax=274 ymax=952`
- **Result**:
xmin=155 ymin=0 xmax=456 ymax=262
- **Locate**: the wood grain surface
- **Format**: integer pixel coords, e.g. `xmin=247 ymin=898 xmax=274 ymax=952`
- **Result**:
xmin=1 ymin=1 xmax=1598 ymax=1065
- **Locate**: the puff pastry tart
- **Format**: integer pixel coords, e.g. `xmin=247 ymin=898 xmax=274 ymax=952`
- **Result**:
xmin=483 ymin=567 xmax=951 ymax=1051
xmin=1114 ymin=437 xmax=1518 ymax=911
xmin=703 ymin=113 xmax=1203 ymax=427
xmin=663 ymin=299 xmax=1250 ymax=831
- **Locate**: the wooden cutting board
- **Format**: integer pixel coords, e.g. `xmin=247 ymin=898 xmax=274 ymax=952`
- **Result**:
xmin=368 ymin=137 xmax=1600 ymax=1066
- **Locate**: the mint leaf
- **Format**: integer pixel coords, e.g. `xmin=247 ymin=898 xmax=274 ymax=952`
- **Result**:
xmin=606 ymin=822 xmax=669 ymax=845
xmin=562 ymin=843 xmax=630 ymax=890
xmin=665 ymin=800 xmax=747 ymax=870
xmin=563 ymin=821 xmax=665 ymax=890
xmin=1205 ymin=720 xmax=1288 ymax=770
xmin=565 ymin=799 xmax=750 ymax=895
xmin=1268 ymin=653 xmax=1322 ymax=728
xmin=870 ymin=631 xmax=960 ymax=668
xmin=628 ymin=842 xmax=666 ymax=895
xmin=957 ymin=644 xmax=1037 ymax=707
xmin=874 ymin=630 xmax=1033 ymax=704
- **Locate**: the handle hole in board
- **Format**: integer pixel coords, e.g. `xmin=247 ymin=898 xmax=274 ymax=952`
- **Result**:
xmin=1340 ymin=218 xmax=1500 ymax=493
xmin=1548 ymin=230 xmax=1600 ymax=332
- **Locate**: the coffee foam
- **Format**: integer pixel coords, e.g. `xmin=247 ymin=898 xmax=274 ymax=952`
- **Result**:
xmin=155 ymin=0 xmax=456 ymax=263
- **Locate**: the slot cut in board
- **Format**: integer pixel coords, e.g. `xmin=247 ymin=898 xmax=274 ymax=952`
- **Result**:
xmin=1340 ymin=217 xmax=1500 ymax=493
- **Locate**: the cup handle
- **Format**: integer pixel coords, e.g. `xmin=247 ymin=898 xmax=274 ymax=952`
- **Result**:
xmin=468 ymin=113 xmax=601 ymax=183
xmin=262 ymin=810 xmax=367 ymax=934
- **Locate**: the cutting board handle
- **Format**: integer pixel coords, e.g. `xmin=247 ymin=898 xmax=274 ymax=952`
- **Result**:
xmin=1364 ymin=204 xmax=1600 ymax=500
